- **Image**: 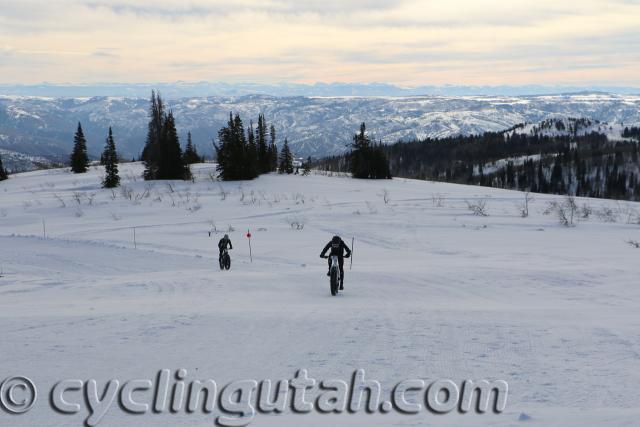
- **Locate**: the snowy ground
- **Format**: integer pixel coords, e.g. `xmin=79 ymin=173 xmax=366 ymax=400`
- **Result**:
xmin=1 ymin=163 xmax=640 ymax=426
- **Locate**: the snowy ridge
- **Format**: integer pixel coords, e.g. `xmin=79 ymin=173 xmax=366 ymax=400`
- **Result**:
xmin=1 ymin=93 xmax=640 ymax=162
xmin=507 ymin=117 xmax=632 ymax=140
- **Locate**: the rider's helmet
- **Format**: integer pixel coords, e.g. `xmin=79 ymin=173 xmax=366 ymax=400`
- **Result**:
xmin=224 ymin=234 xmax=229 ymax=240
xmin=332 ymin=235 xmax=340 ymax=243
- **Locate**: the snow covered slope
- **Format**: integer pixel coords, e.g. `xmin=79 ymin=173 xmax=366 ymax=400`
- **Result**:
xmin=1 ymin=164 xmax=640 ymax=426
xmin=1 ymin=93 xmax=640 ymax=162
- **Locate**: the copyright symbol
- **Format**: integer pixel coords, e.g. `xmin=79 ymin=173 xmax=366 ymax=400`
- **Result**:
xmin=0 ymin=376 xmax=37 ymax=414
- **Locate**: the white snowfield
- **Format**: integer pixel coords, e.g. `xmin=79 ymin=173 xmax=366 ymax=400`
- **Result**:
xmin=1 ymin=163 xmax=640 ymax=427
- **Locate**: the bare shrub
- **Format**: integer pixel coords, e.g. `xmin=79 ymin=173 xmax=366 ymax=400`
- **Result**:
xmin=580 ymin=203 xmax=592 ymax=219
xmin=432 ymin=193 xmax=445 ymax=207
xmin=120 ymin=185 xmax=133 ymax=200
xmin=518 ymin=192 xmax=534 ymax=218
xmin=207 ymin=221 xmax=217 ymax=236
xmin=545 ymin=196 xmax=577 ymax=227
xmin=53 ymin=193 xmax=66 ymax=207
xmin=380 ymin=189 xmax=390 ymax=204
xmin=72 ymin=192 xmax=84 ymax=205
xmin=596 ymin=206 xmax=618 ymax=223
xmin=219 ymin=188 xmax=229 ymax=201
xmin=466 ymin=199 xmax=488 ymax=216
xmin=627 ymin=239 xmax=640 ymax=249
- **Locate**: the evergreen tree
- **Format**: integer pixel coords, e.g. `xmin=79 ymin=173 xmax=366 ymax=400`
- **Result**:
xmin=102 ymin=127 xmax=120 ymax=188
xmin=256 ymin=114 xmax=269 ymax=173
xmin=0 ymin=152 xmax=8 ymax=181
xmin=182 ymin=131 xmax=200 ymax=164
xmin=70 ymin=122 xmax=89 ymax=173
xmin=279 ymin=138 xmax=294 ymax=174
xmin=370 ymin=142 xmax=392 ymax=179
xmin=269 ymin=124 xmax=278 ymax=172
xmin=349 ymin=123 xmax=391 ymax=179
xmin=215 ymin=112 xmax=257 ymax=180
xmin=142 ymin=91 xmax=190 ymax=180
xmin=157 ymin=111 xmax=190 ymax=180
xmin=142 ymin=91 xmax=164 ymax=179
xmin=550 ymin=160 xmax=564 ymax=194
xmin=246 ymin=121 xmax=258 ymax=178
xmin=350 ymin=123 xmax=371 ymax=178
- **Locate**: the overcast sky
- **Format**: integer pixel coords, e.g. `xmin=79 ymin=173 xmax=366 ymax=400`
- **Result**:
xmin=0 ymin=0 xmax=638 ymax=87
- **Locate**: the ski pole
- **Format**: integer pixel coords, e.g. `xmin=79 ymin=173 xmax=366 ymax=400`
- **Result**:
xmin=247 ymin=229 xmax=252 ymax=263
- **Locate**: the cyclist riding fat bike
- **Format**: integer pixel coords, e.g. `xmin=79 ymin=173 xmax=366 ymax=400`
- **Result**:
xmin=218 ymin=234 xmax=233 ymax=262
xmin=320 ymin=235 xmax=351 ymax=289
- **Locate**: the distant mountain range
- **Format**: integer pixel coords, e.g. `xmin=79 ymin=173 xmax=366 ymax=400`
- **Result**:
xmin=1 ymin=92 xmax=640 ymax=172
xmin=1 ymin=82 xmax=640 ymax=98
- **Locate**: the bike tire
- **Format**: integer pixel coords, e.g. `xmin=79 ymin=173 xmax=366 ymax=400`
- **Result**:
xmin=224 ymin=255 xmax=231 ymax=270
xmin=330 ymin=269 xmax=338 ymax=296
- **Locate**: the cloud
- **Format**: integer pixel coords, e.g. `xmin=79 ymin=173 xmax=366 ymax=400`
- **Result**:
xmin=0 ymin=0 xmax=638 ymax=86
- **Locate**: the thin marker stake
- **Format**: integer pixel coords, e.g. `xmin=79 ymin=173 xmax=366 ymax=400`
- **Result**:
xmin=350 ymin=236 xmax=354 ymax=270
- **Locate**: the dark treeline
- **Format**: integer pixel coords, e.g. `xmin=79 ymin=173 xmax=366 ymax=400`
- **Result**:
xmin=0 ymin=151 xmax=7 ymax=181
xmin=215 ymin=112 xmax=281 ymax=180
xmin=314 ymin=122 xmax=391 ymax=180
xmin=318 ymin=124 xmax=640 ymax=201
xmin=623 ymin=126 xmax=640 ymax=140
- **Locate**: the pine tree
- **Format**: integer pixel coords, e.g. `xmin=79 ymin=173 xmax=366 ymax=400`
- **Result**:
xmin=256 ymin=114 xmax=269 ymax=173
xmin=279 ymin=138 xmax=294 ymax=174
xmin=215 ymin=112 xmax=255 ymax=180
xmin=142 ymin=91 xmax=164 ymax=179
xmin=0 ymin=152 xmax=8 ymax=181
xmin=102 ymin=127 xmax=120 ymax=188
xmin=157 ymin=111 xmax=190 ymax=180
xmin=349 ymin=123 xmax=391 ymax=179
xmin=182 ymin=131 xmax=200 ymax=164
xmin=350 ymin=123 xmax=371 ymax=178
xmin=370 ymin=142 xmax=392 ymax=179
xmin=269 ymin=124 xmax=278 ymax=172
xmin=246 ymin=121 xmax=258 ymax=178
xmin=70 ymin=122 xmax=89 ymax=173
xmin=142 ymin=91 xmax=190 ymax=180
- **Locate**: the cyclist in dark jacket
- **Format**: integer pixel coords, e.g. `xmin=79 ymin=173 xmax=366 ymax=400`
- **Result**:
xmin=320 ymin=235 xmax=351 ymax=289
xmin=218 ymin=234 xmax=232 ymax=262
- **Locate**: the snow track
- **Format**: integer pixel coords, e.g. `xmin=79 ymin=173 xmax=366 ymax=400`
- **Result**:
xmin=1 ymin=163 xmax=640 ymax=426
